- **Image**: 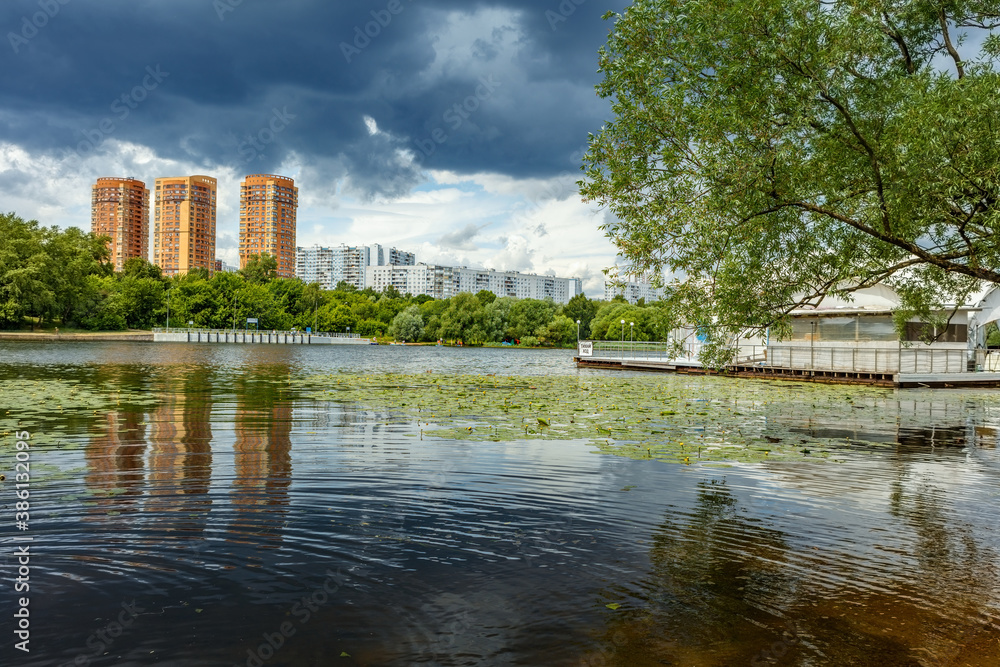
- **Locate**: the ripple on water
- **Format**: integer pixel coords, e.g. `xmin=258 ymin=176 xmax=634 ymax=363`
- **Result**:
xmin=3 ymin=342 xmax=1000 ymax=665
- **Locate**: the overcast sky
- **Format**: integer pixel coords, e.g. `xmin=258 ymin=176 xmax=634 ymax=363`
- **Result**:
xmin=0 ymin=0 xmax=632 ymax=294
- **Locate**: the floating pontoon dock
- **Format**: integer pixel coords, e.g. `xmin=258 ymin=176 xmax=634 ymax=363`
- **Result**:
xmin=575 ymin=341 xmax=1000 ymax=388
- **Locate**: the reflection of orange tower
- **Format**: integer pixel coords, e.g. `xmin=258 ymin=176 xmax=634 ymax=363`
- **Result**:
xmin=233 ymin=404 xmax=292 ymax=501
xmin=231 ymin=382 xmax=292 ymax=546
xmin=84 ymin=410 xmax=148 ymax=520
xmin=146 ymin=386 xmax=213 ymax=509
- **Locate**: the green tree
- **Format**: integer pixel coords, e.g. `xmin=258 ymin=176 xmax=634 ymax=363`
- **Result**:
xmin=319 ymin=303 xmax=356 ymax=333
xmin=561 ymin=293 xmax=597 ymax=339
xmin=121 ymin=257 xmax=163 ymax=280
xmin=590 ymin=302 xmax=644 ymax=341
xmin=334 ymin=280 xmax=357 ymax=293
xmin=419 ymin=299 xmax=449 ymax=341
xmin=0 ymin=214 xmax=53 ymax=327
xmin=507 ymin=298 xmax=557 ymax=340
xmin=541 ymin=315 xmax=578 ymax=347
xmin=48 ymin=226 xmax=112 ymax=325
xmin=297 ymin=282 xmax=325 ymax=331
xmin=240 ymin=253 xmax=278 ymax=284
xmin=389 ymin=305 xmax=424 ymax=342
xmin=115 ymin=274 xmax=167 ymax=329
xmin=438 ymin=292 xmax=482 ymax=342
xmin=475 ymin=290 xmax=497 ymax=306
xmin=582 ymin=0 xmax=1000 ymax=358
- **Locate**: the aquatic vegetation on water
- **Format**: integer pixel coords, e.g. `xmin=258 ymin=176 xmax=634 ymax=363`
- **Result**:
xmin=299 ymin=373 xmax=919 ymax=465
xmin=0 ymin=379 xmax=158 ymax=448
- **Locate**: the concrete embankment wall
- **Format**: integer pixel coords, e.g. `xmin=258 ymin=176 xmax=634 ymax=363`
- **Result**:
xmin=0 ymin=332 xmax=153 ymax=342
xmin=153 ymin=331 xmax=372 ymax=345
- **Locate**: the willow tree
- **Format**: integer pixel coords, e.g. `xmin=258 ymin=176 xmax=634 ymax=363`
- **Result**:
xmin=581 ymin=0 xmax=1000 ymax=360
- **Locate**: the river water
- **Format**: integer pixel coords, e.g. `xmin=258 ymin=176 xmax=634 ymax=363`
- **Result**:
xmin=1 ymin=341 xmax=999 ymax=666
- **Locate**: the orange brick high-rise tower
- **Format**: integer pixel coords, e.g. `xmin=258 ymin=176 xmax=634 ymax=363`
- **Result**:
xmin=153 ymin=175 xmax=217 ymax=276
xmin=91 ymin=177 xmax=149 ymax=272
xmin=239 ymin=174 xmax=298 ymax=278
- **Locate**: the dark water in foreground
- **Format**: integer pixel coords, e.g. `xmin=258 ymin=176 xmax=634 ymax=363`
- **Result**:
xmin=1 ymin=342 xmax=999 ymax=666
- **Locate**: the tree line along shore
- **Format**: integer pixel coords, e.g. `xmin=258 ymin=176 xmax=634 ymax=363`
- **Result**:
xmin=1 ymin=212 xmax=673 ymax=346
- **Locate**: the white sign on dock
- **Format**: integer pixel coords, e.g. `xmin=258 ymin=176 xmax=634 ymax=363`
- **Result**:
xmin=578 ymin=341 xmax=593 ymax=357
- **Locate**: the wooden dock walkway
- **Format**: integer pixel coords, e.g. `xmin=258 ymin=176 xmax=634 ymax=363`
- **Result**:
xmin=575 ymin=356 xmax=1000 ymax=389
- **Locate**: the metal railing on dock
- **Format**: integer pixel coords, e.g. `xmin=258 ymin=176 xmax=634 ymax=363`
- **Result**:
xmin=151 ymin=328 xmax=370 ymax=345
xmin=580 ymin=340 xmax=763 ymax=365
xmin=579 ymin=341 xmax=991 ymax=375
xmin=152 ymin=328 xmax=362 ymax=339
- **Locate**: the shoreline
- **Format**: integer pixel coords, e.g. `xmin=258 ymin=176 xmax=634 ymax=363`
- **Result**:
xmin=0 ymin=331 xmax=153 ymax=341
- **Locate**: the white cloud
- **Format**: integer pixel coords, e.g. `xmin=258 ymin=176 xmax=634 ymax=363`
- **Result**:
xmin=1 ymin=138 xmax=617 ymax=297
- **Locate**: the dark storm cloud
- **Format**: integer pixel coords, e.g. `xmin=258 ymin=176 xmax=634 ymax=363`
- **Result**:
xmin=0 ymin=0 xmax=626 ymax=197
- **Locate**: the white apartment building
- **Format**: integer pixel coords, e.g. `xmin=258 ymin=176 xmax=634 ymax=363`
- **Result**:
xmin=386 ymin=247 xmax=415 ymax=266
xmin=296 ymin=244 xmax=415 ymax=290
xmin=366 ymin=263 xmax=583 ymax=304
xmin=604 ymin=279 xmax=665 ymax=304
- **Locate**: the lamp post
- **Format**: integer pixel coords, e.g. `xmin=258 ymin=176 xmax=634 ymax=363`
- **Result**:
xmin=347 ymin=326 xmax=351 ymax=339
xmin=576 ymin=319 xmax=581 ymax=344
xmin=313 ymin=290 xmax=319 ymax=333
xmin=232 ymin=294 xmax=238 ymax=333
xmin=166 ymin=288 xmax=173 ymax=332
xmin=630 ymin=321 xmax=634 ymax=357
xmin=620 ymin=319 xmax=625 ymax=360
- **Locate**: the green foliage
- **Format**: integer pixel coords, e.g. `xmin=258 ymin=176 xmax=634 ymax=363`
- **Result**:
xmin=507 ymin=298 xmax=557 ymax=340
xmin=987 ymin=323 xmax=1000 ymax=348
xmin=475 ymin=289 xmax=497 ymax=306
xmin=390 ymin=305 xmax=424 ymax=342
xmin=541 ymin=315 xmax=578 ymax=346
xmin=0 ymin=210 xmax=625 ymax=343
xmin=582 ymin=0 xmax=1000 ymax=359
xmin=301 ymin=372 xmax=898 ymax=464
xmin=240 ymin=253 xmax=278 ymax=284
xmin=0 ymin=212 xmax=112 ymax=329
xmin=438 ymin=292 xmax=482 ymax=342
xmin=561 ymin=293 xmax=597 ymax=339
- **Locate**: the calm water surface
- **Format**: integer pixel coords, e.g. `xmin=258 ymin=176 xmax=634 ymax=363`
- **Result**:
xmin=1 ymin=342 xmax=999 ymax=666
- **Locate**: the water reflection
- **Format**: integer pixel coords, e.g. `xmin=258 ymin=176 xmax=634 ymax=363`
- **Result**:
xmin=587 ymin=472 xmax=1000 ymax=666
xmin=85 ymin=409 xmax=148 ymax=518
xmin=4 ymin=343 xmax=1000 ymax=665
xmin=230 ymin=370 xmax=293 ymax=549
xmin=146 ymin=369 xmax=213 ymax=524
